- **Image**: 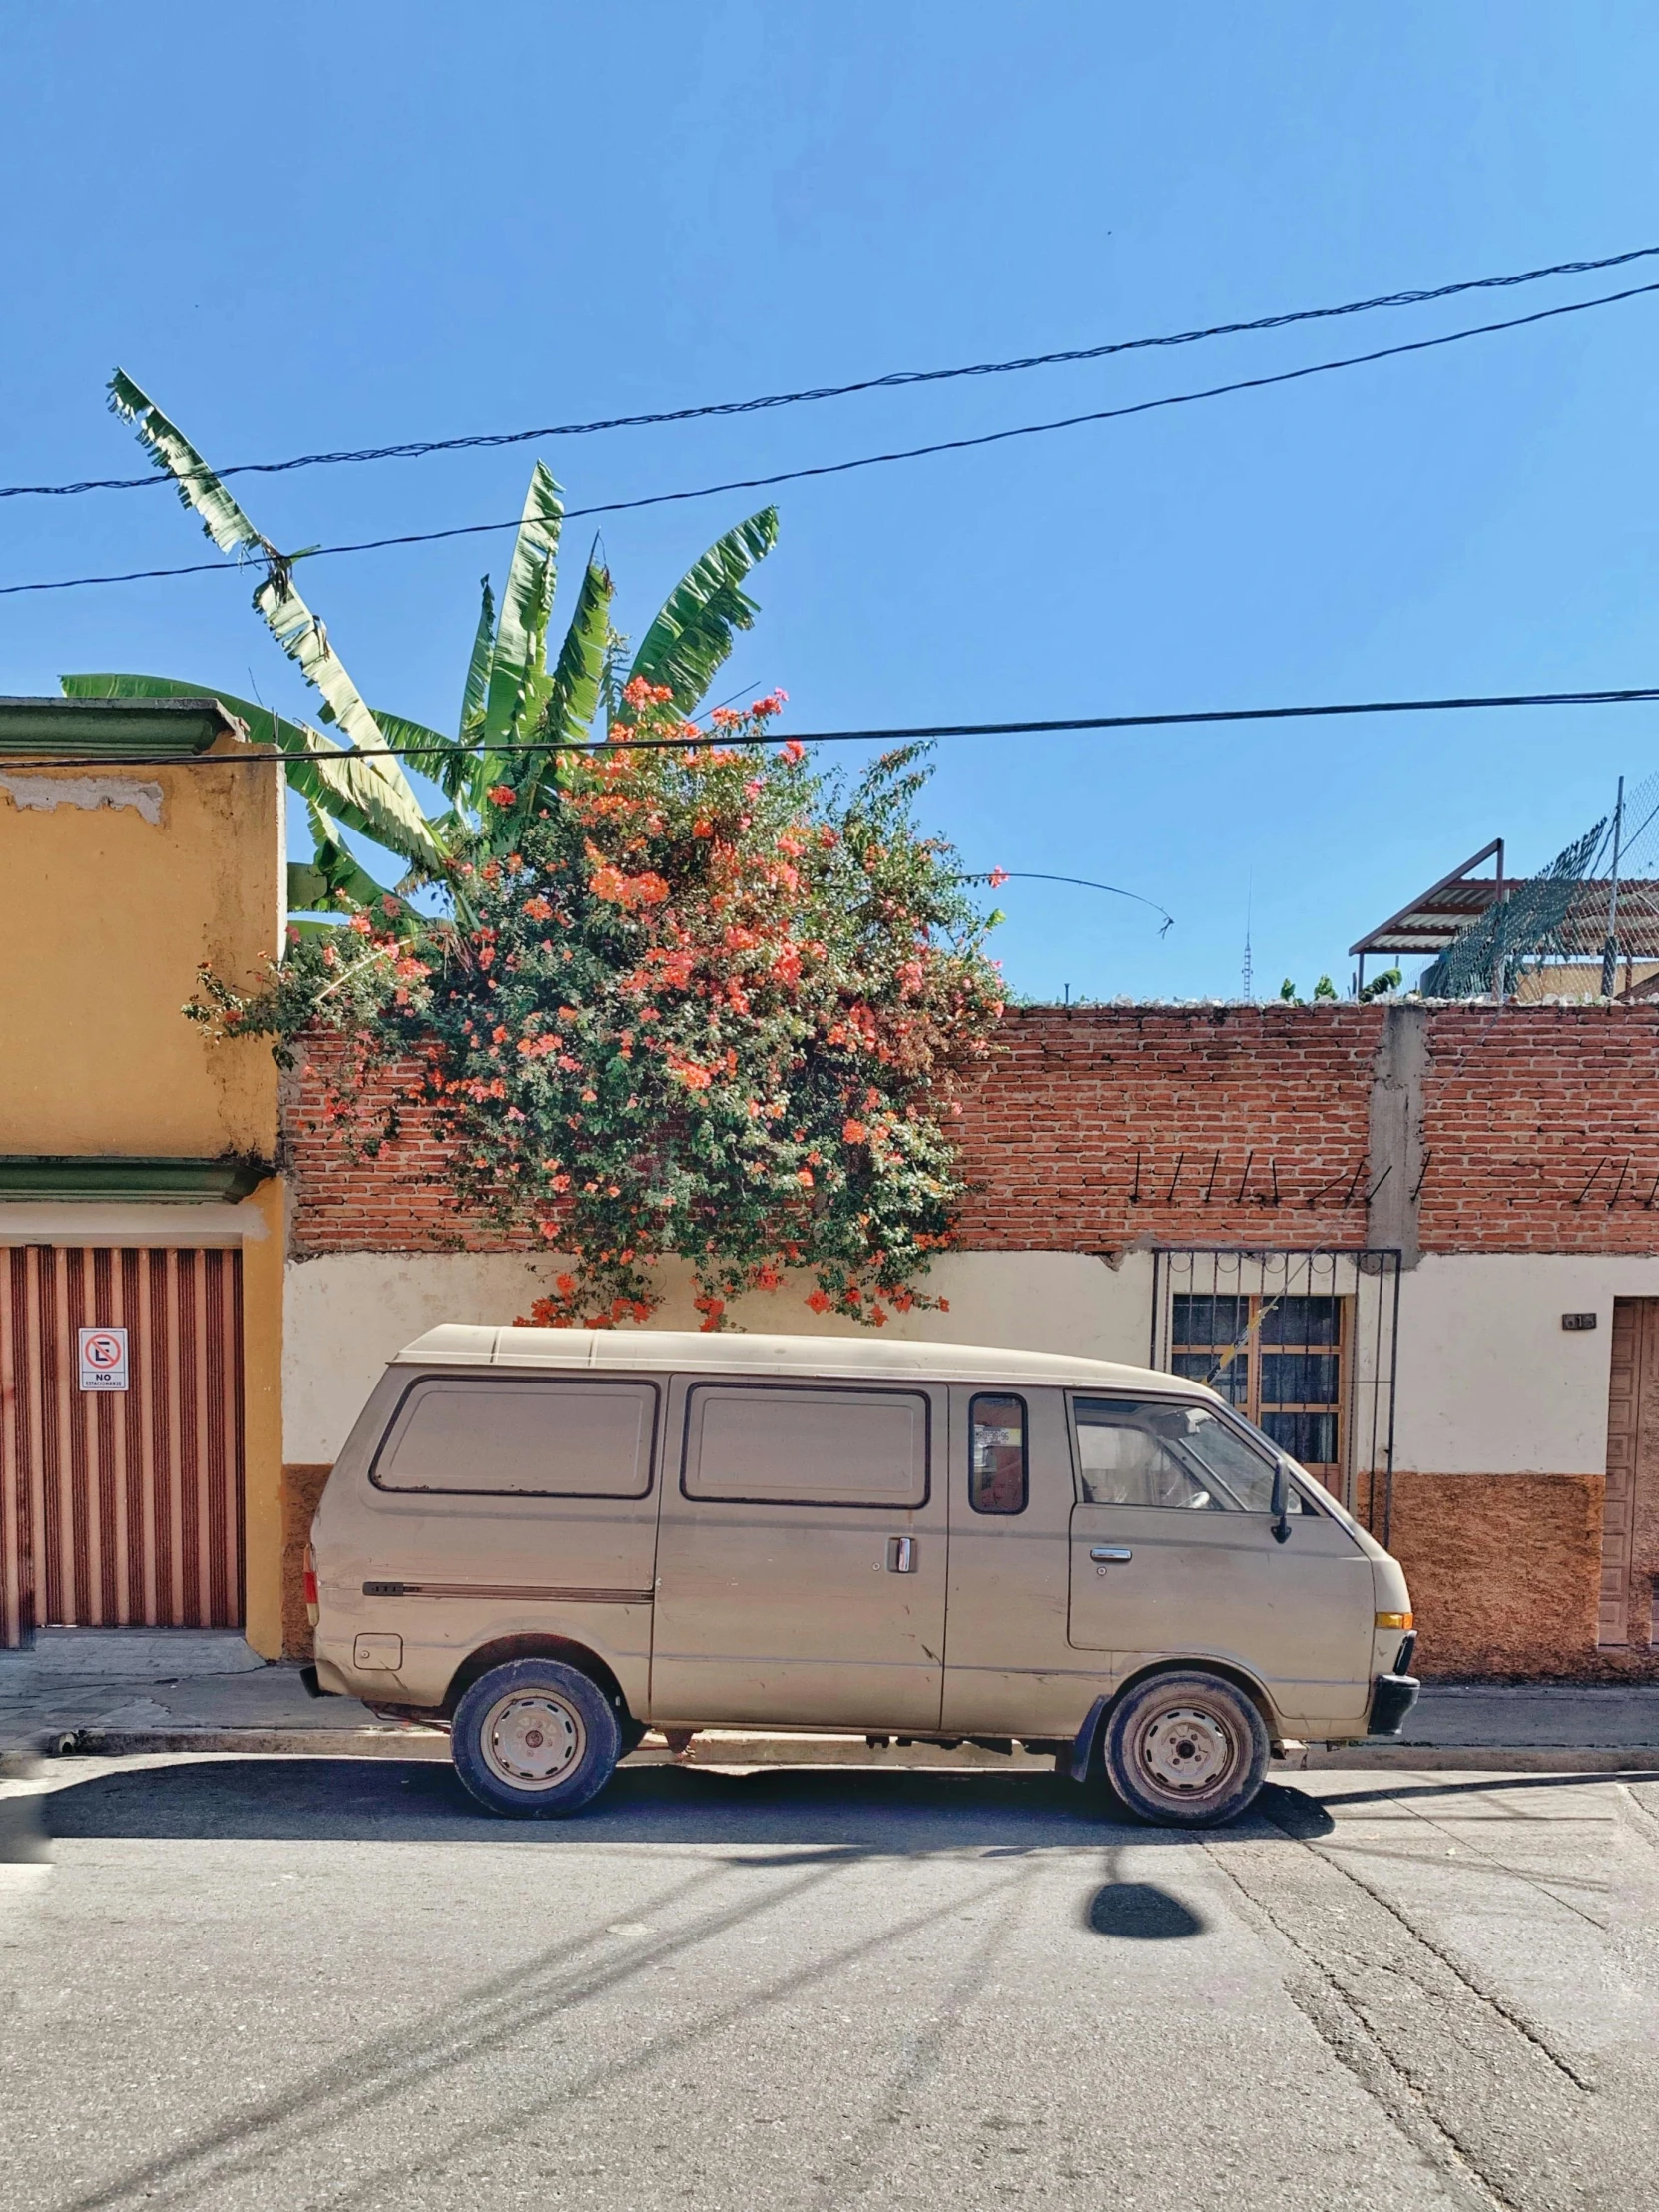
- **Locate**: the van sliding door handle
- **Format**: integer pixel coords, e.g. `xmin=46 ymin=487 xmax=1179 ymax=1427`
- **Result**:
xmin=1089 ymin=1545 xmax=1133 ymax=1563
xmin=886 ymin=1536 xmax=917 ymax=1573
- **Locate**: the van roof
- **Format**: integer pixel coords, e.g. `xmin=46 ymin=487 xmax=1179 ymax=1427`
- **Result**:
xmin=391 ymin=1324 xmax=1211 ymax=1396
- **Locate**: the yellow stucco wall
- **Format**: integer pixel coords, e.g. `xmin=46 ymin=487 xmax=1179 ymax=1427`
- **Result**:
xmin=0 ymin=736 xmax=287 ymax=1653
xmin=241 ymin=1174 xmax=287 ymax=1658
xmin=0 ymin=748 xmax=283 ymax=1156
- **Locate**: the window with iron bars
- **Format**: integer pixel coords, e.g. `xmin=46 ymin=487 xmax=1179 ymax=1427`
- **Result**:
xmin=1169 ymin=1293 xmax=1346 ymax=1490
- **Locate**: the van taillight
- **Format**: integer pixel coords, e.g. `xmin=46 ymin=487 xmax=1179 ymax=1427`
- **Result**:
xmin=303 ymin=1543 xmax=318 ymax=1610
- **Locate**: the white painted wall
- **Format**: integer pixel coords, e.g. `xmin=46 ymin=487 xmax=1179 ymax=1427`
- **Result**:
xmin=281 ymin=1249 xmax=1156 ymax=1463
xmin=1391 ymin=1252 xmax=1659 ymax=1475
xmin=282 ymin=1243 xmax=1659 ymax=1477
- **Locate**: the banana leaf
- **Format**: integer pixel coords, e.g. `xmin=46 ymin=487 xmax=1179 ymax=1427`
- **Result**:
xmin=62 ymin=673 xmax=446 ymax=878
xmin=365 ymin=707 xmax=476 ymax=805
xmin=459 ymin=576 xmax=497 ymax=743
xmin=110 ymin=370 xmax=264 ymax=557
xmin=628 ymin=508 xmax=778 ymax=713
xmin=481 ymin=463 xmax=564 ymax=762
xmin=103 ymin=374 xmax=443 ymax=875
xmin=298 ymin=796 xmax=417 ymax=924
xmin=286 ymin=862 xmax=334 ymax=910
xmin=504 ymin=553 xmax=611 ymax=830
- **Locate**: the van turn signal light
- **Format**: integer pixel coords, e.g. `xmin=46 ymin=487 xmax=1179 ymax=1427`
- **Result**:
xmin=1375 ymin=1611 xmax=1413 ymax=1631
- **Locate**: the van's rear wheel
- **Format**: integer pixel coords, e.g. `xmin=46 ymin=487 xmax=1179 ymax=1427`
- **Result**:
xmin=452 ymin=1659 xmax=620 ymax=1819
xmin=1101 ymin=1671 xmax=1269 ymax=1828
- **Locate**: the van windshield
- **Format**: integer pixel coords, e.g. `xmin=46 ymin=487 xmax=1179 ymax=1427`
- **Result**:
xmin=1073 ymin=1395 xmax=1303 ymax=1512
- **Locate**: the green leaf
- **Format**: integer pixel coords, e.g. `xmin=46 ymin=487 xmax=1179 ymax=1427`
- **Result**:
xmin=366 ymin=707 xmax=477 ymax=805
xmin=459 ymin=575 xmax=496 ymax=740
xmin=286 ymin=861 xmax=334 ymax=910
xmin=482 ymin=463 xmax=563 ymax=753
xmin=298 ymin=796 xmax=412 ymax=920
xmin=108 ymin=370 xmax=264 ymax=557
xmin=503 ymin=554 xmax=612 ymax=828
xmin=627 ymin=507 xmax=779 ymax=713
xmin=100 ymin=376 xmax=449 ymax=881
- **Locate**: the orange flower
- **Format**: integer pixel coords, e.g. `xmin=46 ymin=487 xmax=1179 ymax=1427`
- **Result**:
xmin=806 ymin=1290 xmax=831 ymax=1314
xmin=796 ymin=1168 xmax=814 ymax=1187
xmin=842 ymin=1119 xmax=867 ymax=1144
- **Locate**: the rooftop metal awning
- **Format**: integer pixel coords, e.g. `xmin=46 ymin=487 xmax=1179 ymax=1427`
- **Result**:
xmin=1350 ymin=839 xmax=1505 ymax=959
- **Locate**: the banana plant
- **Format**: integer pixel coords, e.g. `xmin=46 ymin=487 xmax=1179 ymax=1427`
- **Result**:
xmin=64 ymin=370 xmax=779 ymax=926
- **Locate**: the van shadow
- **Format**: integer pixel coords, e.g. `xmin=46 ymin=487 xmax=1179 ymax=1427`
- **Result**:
xmin=44 ymin=1757 xmax=1335 ymax=1851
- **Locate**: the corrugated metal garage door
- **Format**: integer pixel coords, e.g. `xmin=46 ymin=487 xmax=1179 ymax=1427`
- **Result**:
xmin=0 ymin=1246 xmax=244 ymax=1647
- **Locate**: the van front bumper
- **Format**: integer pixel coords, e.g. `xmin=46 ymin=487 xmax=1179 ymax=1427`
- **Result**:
xmin=1367 ymin=1669 xmax=1421 ymax=1738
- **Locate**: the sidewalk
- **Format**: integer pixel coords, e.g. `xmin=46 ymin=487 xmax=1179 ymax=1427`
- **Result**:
xmin=4 ymin=1632 xmax=1659 ymax=1773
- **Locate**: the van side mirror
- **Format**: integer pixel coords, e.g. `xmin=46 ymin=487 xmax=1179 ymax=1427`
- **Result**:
xmin=1270 ymin=1458 xmax=1292 ymax=1545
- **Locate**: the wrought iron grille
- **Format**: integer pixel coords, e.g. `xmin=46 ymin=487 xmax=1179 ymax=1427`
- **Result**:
xmin=1148 ymin=1247 xmax=1402 ymax=1540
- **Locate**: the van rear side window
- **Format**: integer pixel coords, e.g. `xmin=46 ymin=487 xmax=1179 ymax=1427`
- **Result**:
xmin=684 ymin=1384 xmax=928 ymax=1507
xmin=371 ymin=1378 xmax=658 ymax=1497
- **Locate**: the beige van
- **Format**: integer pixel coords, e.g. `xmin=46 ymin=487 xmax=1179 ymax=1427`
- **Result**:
xmin=304 ymin=1326 xmax=1418 ymax=1826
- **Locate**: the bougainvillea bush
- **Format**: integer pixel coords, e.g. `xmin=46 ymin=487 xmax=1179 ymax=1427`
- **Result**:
xmin=201 ymin=683 xmax=1005 ymax=1328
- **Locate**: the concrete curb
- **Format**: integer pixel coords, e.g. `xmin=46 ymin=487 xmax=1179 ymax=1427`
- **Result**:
xmin=1293 ymin=1745 xmax=1659 ymax=1773
xmin=15 ymin=1727 xmax=1659 ymax=1776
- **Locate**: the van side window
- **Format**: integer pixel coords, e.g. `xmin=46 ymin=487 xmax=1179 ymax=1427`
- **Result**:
xmin=684 ymin=1385 xmax=927 ymax=1508
xmin=1072 ymin=1395 xmax=1305 ymax=1513
xmin=969 ymin=1394 xmax=1027 ymax=1514
xmin=371 ymin=1379 xmax=657 ymax=1498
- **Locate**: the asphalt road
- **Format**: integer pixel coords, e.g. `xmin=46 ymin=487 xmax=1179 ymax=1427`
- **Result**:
xmin=2 ymin=1755 xmax=1657 ymax=2212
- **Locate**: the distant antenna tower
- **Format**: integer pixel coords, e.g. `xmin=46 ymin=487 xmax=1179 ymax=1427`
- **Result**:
xmin=1242 ymin=878 xmax=1255 ymax=1002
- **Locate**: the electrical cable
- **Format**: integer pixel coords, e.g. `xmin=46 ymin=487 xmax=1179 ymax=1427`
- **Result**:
xmin=4 ymin=240 xmax=1656 ymax=502
xmin=991 ymin=871 xmax=1177 ymax=932
xmin=7 ymin=276 xmax=1658 ymax=603
xmin=18 ymin=682 xmax=1659 ymax=771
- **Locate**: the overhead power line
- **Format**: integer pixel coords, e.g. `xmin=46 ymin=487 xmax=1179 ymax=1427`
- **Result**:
xmin=3 ymin=240 xmax=1656 ymax=503
xmin=7 ymin=276 xmax=1658 ymax=604
xmin=993 ymin=871 xmax=1177 ymax=934
xmin=20 ymin=683 xmax=1659 ymax=771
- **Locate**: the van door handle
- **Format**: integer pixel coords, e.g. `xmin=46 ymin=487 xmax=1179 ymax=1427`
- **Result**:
xmin=887 ymin=1536 xmax=916 ymax=1573
xmin=1089 ymin=1546 xmax=1133 ymax=1563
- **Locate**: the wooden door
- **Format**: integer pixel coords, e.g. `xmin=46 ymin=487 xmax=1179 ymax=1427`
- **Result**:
xmin=0 ymin=1246 xmax=244 ymax=1646
xmin=1600 ymin=1300 xmax=1658 ymax=1650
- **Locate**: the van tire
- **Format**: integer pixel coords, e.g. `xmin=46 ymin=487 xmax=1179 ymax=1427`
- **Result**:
xmin=451 ymin=1659 xmax=621 ymax=1819
xmin=1100 ymin=1671 xmax=1269 ymax=1828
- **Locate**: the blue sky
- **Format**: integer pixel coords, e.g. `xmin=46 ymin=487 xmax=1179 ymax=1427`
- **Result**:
xmin=4 ymin=3 xmax=1658 ymax=1001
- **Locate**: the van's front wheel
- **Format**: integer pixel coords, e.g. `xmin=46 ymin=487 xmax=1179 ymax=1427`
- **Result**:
xmin=452 ymin=1659 xmax=621 ymax=1819
xmin=1101 ymin=1671 xmax=1269 ymax=1828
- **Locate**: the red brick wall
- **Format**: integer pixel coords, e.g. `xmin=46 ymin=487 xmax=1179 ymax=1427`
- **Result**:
xmin=289 ymin=1007 xmax=1386 ymax=1256
xmin=287 ymin=1042 xmax=532 ymax=1255
xmin=287 ymin=1003 xmax=1659 ymax=1258
xmin=953 ymin=1005 xmax=1381 ymax=1250
xmin=1418 ymin=1005 xmax=1659 ymax=1252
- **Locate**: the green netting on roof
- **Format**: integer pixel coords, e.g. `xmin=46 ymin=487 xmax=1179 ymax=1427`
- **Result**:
xmin=1421 ymin=821 xmax=1606 ymax=997
xmin=1421 ymin=768 xmax=1659 ymax=998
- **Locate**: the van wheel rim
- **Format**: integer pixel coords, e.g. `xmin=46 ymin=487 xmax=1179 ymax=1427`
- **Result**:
xmin=481 ymin=1692 xmax=585 ymax=1790
xmin=1137 ymin=1707 xmax=1235 ymax=1796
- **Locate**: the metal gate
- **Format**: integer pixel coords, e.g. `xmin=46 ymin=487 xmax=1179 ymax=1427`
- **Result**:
xmin=0 ymin=1246 xmax=244 ymax=1646
xmin=1148 ymin=1247 xmax=1402 ymax=1539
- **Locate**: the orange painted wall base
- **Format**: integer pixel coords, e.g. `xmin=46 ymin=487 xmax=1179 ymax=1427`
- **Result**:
xmin=1381 ymin=1471 xmax=1645 ymax=1680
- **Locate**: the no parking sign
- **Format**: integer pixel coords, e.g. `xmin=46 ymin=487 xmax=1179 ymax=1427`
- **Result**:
xmin=78 ymin=1327 xmax=129 ymax=1392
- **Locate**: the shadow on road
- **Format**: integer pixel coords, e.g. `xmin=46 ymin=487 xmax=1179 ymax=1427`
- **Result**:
xmin=1085 ymin=1879 xmax=1207 ymax=1937
xmin=40 ymin=1755 xmax=1338 ymax=1851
